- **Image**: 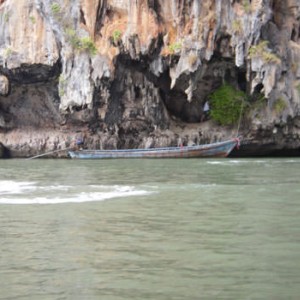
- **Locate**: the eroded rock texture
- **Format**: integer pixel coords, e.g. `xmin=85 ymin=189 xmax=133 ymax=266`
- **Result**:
xmin=0 ymin=0 xmax=300 ymax=157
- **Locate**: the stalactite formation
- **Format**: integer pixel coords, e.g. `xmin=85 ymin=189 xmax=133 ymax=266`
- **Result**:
xmin=0 ymin=0 xmax=300 ymax=157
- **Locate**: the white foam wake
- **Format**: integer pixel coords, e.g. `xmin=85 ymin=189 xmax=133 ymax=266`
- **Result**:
xmin=0 ymin=181 xmax=152 ymax=205
xmin=0 ymin=180 xmax=37 ymax=194
xmin=206 ymin=159 xmax=267 ymax=165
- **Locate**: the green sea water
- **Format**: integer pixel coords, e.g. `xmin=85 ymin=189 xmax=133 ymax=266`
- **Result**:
xmin=0 ymin=158 xmax=300 ymax=299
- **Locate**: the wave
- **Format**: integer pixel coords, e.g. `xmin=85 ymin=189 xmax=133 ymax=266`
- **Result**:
xmin=206 ymin=160 xmax=267 ymax=165
xmin=0 ymin=181 xmax=152 ymax=205
xmin=0 ymin=180 xmax=37 ymax=194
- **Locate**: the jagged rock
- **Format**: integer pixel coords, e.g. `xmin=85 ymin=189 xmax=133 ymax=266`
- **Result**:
xmin=0 ymin=142 xmax=5 ymax=158
xmin=0 ymin=0 xmax=300 ymax=157
xmin=0 ymin=74 xmax=9 ymax=95
xmin=0 ymin=0 xmax=59 ymax=69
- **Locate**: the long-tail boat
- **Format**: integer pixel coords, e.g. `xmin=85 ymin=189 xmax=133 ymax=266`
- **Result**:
xmin=68 ymin=138 xmax=239 ymax=159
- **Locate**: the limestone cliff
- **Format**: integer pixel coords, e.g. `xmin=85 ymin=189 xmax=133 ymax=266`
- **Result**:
xmin=0 ymin=0 xmax=300 ymax=157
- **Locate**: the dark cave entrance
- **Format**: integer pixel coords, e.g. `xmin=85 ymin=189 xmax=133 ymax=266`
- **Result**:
xmin=159 ymin=57 xmax=248 ymax=123
xmin=103 ymin=52 xmax=249 ymax=126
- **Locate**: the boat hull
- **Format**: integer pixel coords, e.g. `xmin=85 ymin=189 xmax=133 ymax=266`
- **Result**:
xmin=68 ymin=139 xmax=238 ymax=159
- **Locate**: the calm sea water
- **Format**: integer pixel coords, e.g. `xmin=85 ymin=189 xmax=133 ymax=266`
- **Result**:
xmin=0 ymin=158 xmax=299 ymax=300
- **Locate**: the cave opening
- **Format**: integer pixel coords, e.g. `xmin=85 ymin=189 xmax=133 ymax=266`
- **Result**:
xmin=237 ymin=68 xmax=247 ymax=92
xmin=160 ymin=71 xmax=203 ymax=123
xmin=108 ymin=49 xmax=247 ymax=125
xmin=102 ymin=53 xmax=170 ymax=132
xmin=159 ymin=54 xmax=248 ymax=123
xmin=1 ymin=61 xmax=61 ymax=84
xmin=253 ymin=83 xmax=264 ymax=94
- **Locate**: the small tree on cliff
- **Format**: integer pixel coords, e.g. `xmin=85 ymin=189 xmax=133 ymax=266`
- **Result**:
xmin=209 ymin=84 xmax=246 ymax=126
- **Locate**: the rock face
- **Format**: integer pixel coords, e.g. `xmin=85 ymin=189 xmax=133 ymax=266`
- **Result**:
xmin=0 ymin=0 xmax=300 ymax=157
xmin=0 ymin=74 xmax=9 ymax=95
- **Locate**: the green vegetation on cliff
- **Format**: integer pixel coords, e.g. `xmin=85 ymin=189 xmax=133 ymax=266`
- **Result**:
xmin=249 ymin=41 xmax=281 ymax=64
xmin=209 ymin=84 xmax=246 ymax=126
xmin=65 ymin=28 xmax=97 ymax=56
xmin=112 ymin=30 xmax=122 ymax=44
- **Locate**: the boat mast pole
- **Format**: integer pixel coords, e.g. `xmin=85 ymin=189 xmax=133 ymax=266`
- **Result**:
xmin=236 ymin=97 xmax=244 ymax=138
xmin=26 ymin=147 xmax=72 ymax=160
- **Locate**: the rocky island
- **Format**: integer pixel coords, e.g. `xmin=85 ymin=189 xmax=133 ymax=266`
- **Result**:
xmin=0 ymin=0 xmax=300 ymax=157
